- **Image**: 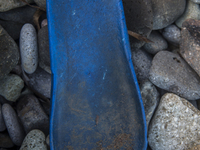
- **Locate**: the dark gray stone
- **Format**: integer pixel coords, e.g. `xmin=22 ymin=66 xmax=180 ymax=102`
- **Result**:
xmin=17 ymin=95 xmax=49 ymax=135
xmin=34 ymin=0 xmax=46 ymax=10
xmin=0 ymin=6 xmax=37 ymax=39
xmin=122 ymin=0 xmax=153 ymax=49
xmin=2 ymin=103 xmax=25 ymax=146
xmin=20 ymin=129 xmax=47 ymax=150
xmin=131 ymin=48 xmax=153 ymax=84
xmin=0 ymin=133 xmax=14 ymax=148
xmin=152 ymin=0 xmax=186 ymax=29
xmin=0 ymin=25 xmax=19 ymax=79
xmin=140 ymin=80 xmax=160 ymax=127
xmin=162 ymin=24 xmax=181 ymax=46
xmin=149 ymin=51 xmax=200 ymax=100
xmin=39 ymin=99 xmax=50 ymax=116
xmin=0 ymin=103 xmax=6 ymax=132
xmin=0 ymin=0 xmax=34 ymax=12
xmin=143 ymin=31 xmax=168 ymax=54
xmin=38 ymin=26 xmax=50 ymax=73
xmin=180 ymin=19 xmax=200 ymax=77
xmin=27 ymin=67 xmax=51 ymax=99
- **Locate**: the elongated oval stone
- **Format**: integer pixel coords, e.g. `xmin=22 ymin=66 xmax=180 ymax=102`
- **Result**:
xmin=20 ymin=23 xmax=38 ymax=74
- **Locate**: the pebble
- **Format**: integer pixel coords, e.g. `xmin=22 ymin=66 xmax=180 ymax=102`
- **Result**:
xmin=20 ymin=23 xmax=38 ymax=74
xmin=151 ymin=0 xmax=186 ymax=30
xmin=0 ymin=74 xmax=24 ymax=102
xmin=0 ymin=133 xmax=14 ymax=148
xmin=148 ymin=93 xmax=200 ymax=150
xmin=20 ymin=129 xmax=47 ymax=150
xmin=191 ymin=0 xmax=200 ymax=4
xmin=175 ymin=0 xmax=200 ymax=28
xmin=162 ymin=24 xmax=181 ymax=46
xmin=46 ymin=134 xmax=49 ymax=147
xmin=34 ymin=0 xmax=46 ymax=10
xmin=17 ymin=95 xmax=49 ymax=135
xmin=2 ymin=103 xmax=25 ymax=146
xmin=38 ymin=26 xmax=51 ymax=74
xmin=27 ymin=67 xmax=51 ymax=99
xmin=0 ymin=103 xmax=6 ymax=132
xmin=11 ymin=64 xmax=22 ymax=76
xmin=39 ymin=99 xmax=50 ymax=116
xmin=0 ymin=6 xmax=37 ymax=40
xmin=140 ymin=80 xmax=160 ymax=127
xmin=131 ymin=48 xmax=153 ymax=84
xmin=149 ymin=51 xmax=200 ymax=100
xmin=122 ymin=0 xmax=153 ymax=49
xmin=0 ymin=0 xmax=34 ymax=12
xmin=180 ymin=19 xmax=200 ymax=77
xmin=0 ymin=25 xmax=19 ymax=79
xmin=142 ymin=30 xmax=168 ymax=55
xmin=41 ymin=19 xmax=48 ymax=28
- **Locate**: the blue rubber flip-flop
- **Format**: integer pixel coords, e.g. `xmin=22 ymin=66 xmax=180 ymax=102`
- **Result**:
xmin=47 ymin=0 xmax=147 ymax=149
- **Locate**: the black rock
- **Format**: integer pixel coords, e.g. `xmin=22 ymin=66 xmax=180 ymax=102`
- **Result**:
xmin=17 ymin=95 xmax=49 ymax=135
xmin=2 ymin=103 xmax=25 ymax=146
xmin=0 ymin=25 xmax=19 ymax=79
xmin=123 ymin=0 xmax=153 ymax=49
xmin=0 ymin=133 xmax=14 ymax=148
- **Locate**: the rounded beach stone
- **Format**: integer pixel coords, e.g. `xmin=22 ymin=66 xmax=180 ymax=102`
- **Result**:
xmin=17 ymin=95 xmax=49 ymax=135
xmin=152 ymin=0 xmax=186 ymax=30
xmin=20 ymin=23 xmax=38 ymax=74
xmin=143 ymin=30 xmax=168 ymax=54
xmin=175 ymin=1 xmax=200 ymax=28
xmin=2 ymin=103 xmax=25 ymax=146
xmin=38 ymin=26 xmax=50 ymax=73
xmin=140 ymin=80 xmax=160 ymax=127
xmin=27 ymin=67 xmax=51 ymax=99
xmin=162 ymin=24 xmax=181 ymax=45
xmin=0 ymin=103 xmax=6 ymax=132
xmin=0 ymin=25 xmax=19 ymax=79
xmin=122 ymin=0 xmax=153 ymax=49
xmin=46 ymin=134 xmax=49 ymax=146
xmin=131 ymin=48 xmax=153 ymax=84
xmin=0 ymin=0 xmax=34 ymax=12
xmin=0 ymin=74 xmax=24 ymax=102
xmin=0 ymin=133 xmax=14 ymax=148
xmin=149 ymin=51 xmax=200 ymax=100
xmin=20 ymin=129 xmax=47 ymax=150
xmin=148 ymin=93 xmax=200 ymax=150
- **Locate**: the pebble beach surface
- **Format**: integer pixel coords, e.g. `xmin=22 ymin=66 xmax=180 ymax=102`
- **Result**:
xmin=0 ymin=0 xmax=200 ymax=150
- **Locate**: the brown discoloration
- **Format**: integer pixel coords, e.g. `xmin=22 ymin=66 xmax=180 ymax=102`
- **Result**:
xmin=128 ymin=30 xmax=153 ymax=43
xmin=107 ymin=133 xmax=134 ymax=149
xmin=95 ymin=115 xmax=99 ymax=126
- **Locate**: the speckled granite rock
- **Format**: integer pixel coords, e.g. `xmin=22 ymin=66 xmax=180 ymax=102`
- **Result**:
xmin=122 ymin=0 xmax=153 ymax=49
xmin=180 ymin=19 xmax=200 ymax=77
xmin=152 ymin=0 xmax=186 ymax=30
xmin=20 ymin=129 xmax=47 ymax=150
xmin=0 ymin=0 xmax=34 ymax=12
xmin=143 ymin=31 xmax=168 ymax=54
xmin=140 ymin=80 xmax=160 ymax=127
xmin=176 ymin=0 xmax=200 ymax=28
xmin=0 ymin=25 xmax=19 ymax=79
xmin=149 ymin=51 xmax=200 ymax=100
xmin=148 ymin=93 xmax=200 ymax=150
xmin=0 ymin=74 xmax=24 ymax=102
